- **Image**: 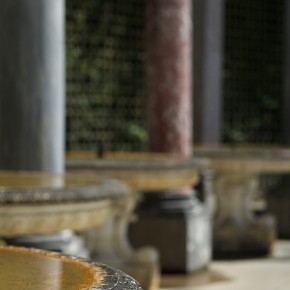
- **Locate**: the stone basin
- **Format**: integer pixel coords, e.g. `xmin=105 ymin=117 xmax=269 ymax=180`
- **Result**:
xmin=66 ymin=152 xmax=211 ymax=274
xmin=195 ymin=145 xmax=290 ymax=173
xmin=194 ymin=145 xmax=290 ymax=256
xmin=66 ymin=151 xmax=208 ymax=191
xmin=0 ymin=245 xmax=142 ymax=290
xmin=0 ymin=171 xmax=128 ymax=236
xmin=0 ymin=170 xmax=157 ymax=290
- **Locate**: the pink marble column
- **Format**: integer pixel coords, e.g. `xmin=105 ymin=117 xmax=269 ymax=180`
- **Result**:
xmin=146 ymin=0 xmax=193 ymax=159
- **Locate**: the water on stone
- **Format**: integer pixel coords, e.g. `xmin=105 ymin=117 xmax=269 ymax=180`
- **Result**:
xmin=0 ymin=247 xmax=104 ymax=290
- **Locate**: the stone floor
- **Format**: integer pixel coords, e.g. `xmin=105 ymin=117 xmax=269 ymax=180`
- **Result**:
xmin=160 ymin=240 xmax=290 ymax=290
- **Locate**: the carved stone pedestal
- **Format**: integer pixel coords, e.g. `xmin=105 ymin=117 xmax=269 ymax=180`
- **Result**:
xmin=84 ymin=193 xmax=160 ymax=290
xmin=195 ymin=146 xmax=290 ymax=257
xmin=86 ymin=223 xmax=159 ymax=290
xmin=66 ymin=152 xmax=209 ymax=276
xmin=213 ymin=173 xmax=276 ymax=256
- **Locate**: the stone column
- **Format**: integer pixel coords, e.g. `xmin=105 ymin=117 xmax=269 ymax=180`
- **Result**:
xmin=0 ymin=0 xmax=65 ymax=173
xmin=130 ymin=0 xmax=211 ymax=273
xmin=0 ymin=0 xmax=70 ymax=258
xmin=146 ymin=0 xmax=192 ymax=158
xmin=193 ymin=0 xmax=224 ymax=144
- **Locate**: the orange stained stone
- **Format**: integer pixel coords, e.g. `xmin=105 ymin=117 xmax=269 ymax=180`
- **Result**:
xmin=0 ymin=246 xmax=104 ymax=290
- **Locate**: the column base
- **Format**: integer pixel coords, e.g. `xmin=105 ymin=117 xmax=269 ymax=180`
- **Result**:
xmin=3 ymin=230 xmax=89 ymax=258
xmin=213 ymin=214 xmax=276 ymax=258
xmin=129 ymin=190 xmax=212 ymax=273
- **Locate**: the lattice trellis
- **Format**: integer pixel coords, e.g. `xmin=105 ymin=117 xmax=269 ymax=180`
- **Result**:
xmin=66 ymin=0 xmax=285 ymax=152
xmin=223 ymin=0 xmax=284 ymax=144
xmin=66 ymin=0 xmax=146 ymax=152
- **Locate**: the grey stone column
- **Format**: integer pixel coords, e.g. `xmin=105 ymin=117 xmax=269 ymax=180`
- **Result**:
xmin=193 ymin=0 xmax=224 ymax=144
xmin=0 ymin=0 xmax=65 ymax=173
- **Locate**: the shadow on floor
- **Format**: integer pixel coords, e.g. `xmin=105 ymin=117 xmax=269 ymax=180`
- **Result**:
xmin=160 ymin=268 xmax=231 ymax=288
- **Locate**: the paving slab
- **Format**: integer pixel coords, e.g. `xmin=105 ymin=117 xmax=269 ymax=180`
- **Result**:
xmin=161 ymin=240 xmax=290 ymax=290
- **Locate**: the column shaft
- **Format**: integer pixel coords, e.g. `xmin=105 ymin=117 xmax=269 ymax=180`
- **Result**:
xmin=146 ymin=0 xmax=193 ymax=158
xmin=0 ymin=0 xmax=65 ymax=173
xmin=193 ymin=0 xmax=224 ymax=144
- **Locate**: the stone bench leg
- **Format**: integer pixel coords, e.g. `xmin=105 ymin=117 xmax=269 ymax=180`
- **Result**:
xmin=83 ymin=194 xmax=160 ymax=290
xmin=213 ymin=173 xmax=276 ymax=256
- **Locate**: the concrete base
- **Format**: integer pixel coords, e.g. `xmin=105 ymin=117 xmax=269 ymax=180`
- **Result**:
xmin=213 ymin=214 xmax=276 ymax=258
xmin=129 ymin=191 xmax=212 ymax=273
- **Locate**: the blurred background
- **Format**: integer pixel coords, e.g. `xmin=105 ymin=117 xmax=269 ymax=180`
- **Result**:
xmin=66 ymin=0 xmax=285 ymax=151
xmin=0 ymin=0 xmax=289 ymax=288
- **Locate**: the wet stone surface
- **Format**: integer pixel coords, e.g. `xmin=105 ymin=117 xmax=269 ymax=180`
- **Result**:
xmin=0 ymin=246 xmax=143 ymax=290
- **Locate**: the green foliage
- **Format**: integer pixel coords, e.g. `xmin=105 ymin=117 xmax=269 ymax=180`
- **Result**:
xmin=66 ymin=0 xmax=284 ymax=150
xmin=66 ymin=0 xmax=146 ymax=152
